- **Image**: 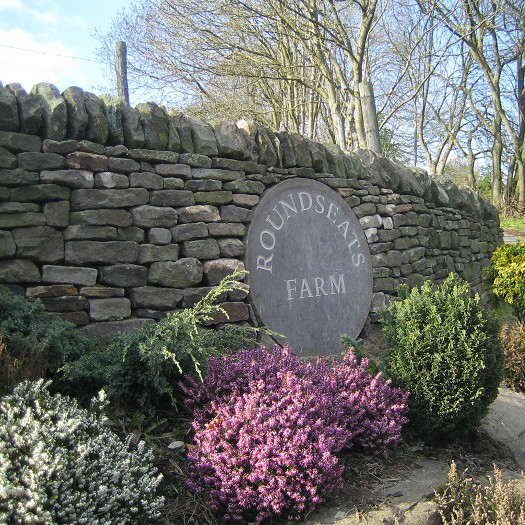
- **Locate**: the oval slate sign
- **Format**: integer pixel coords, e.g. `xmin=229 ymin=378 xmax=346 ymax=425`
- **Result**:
xmin=246 ymin=178 xmax=373 ymax=356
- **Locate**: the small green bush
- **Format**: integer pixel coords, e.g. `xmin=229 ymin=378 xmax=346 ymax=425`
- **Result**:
xmin=381 ymin=274 xmax=503 ymax=440
xmin=436 ymin=461 xmax=525 ymax=525
xmin=0 ymin=380 xmax=163 ymax=524
xmin=486 ymin=240 xmax=525 ymax=321
xmin=61 ymin=271 xmax=256 ymax=413
xmin=500 ymin=323 xmax=525 ymax=392
xmin=0 ymin=288 xmax=95 ymax=394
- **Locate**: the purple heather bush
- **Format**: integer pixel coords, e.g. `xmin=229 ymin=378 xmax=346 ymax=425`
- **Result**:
xmin=183 ymin=345 xmax=409 ymax=523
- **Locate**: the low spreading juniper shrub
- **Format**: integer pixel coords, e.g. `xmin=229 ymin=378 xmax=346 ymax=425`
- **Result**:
xmin=486 ymin=240 xmax=525 ymax=321
xmin=0 ymin=288 xmax=95 ymax=394
xmin=0 ymin=380 xmax=163 ymax=524
xmin=500 ymin=323 xmax=525 ymax=392
xmin=381 ymin=274 xmax=503 ymax=440
xmin=183 ymin=345 xmax=409 ymax=523
xmin=60 ymin=270 xmax=256 ymax=413
xmin=436 ymin=461 xmax=525 ymax=525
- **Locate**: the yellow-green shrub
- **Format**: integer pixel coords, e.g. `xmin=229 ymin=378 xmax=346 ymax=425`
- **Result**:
xmin=486 ymin=240 xmax=525 ymax=321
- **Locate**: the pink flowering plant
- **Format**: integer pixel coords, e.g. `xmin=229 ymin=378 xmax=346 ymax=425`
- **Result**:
xmin=183 ymin=345 xmax=409 ymax=523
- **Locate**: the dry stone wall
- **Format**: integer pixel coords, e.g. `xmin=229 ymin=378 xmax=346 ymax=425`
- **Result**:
xmin=0 ymin=81 xmax=502 ymax=338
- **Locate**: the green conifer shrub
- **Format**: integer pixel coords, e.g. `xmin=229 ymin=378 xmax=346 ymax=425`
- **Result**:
xmin=381 ymin=274 xmax=503 ymax=440
xmin=60 ymin=270 xmax=256 ymax=413
xmin=0 ymin=380 xmax=163 ymax=524
xmin=0 ymin=288 xmax=95 ymax=394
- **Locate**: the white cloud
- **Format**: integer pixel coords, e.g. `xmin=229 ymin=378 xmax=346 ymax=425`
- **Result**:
xmin=0 ymin=27 xmax=101 ymax=93
xmin=0 ymin=0 xmax=56 ymax=24
xmin=0 ymin=0 xmax=23 ymax=10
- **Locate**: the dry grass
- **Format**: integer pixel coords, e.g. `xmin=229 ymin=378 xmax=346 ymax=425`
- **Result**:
xmin=0 ymin=334 xmax=46 ymax=394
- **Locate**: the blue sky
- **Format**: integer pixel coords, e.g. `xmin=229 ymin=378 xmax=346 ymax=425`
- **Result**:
xmin=0 ymin=0 xmax=134 ymax=101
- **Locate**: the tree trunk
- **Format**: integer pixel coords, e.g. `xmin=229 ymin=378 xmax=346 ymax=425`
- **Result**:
xmin=492 ymin=113 xmax=503 ymax=208
xmin=359 ymin=81 xmax=382 ymax=154
xmin=518 ymin=148 xmax=525 ymax=211
xmin=115 ymin=41 xmax=130 ymax=106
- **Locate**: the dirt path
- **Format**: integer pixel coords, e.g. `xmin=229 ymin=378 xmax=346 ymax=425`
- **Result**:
xmin=303 ymin=386 xmax=525 ymax=525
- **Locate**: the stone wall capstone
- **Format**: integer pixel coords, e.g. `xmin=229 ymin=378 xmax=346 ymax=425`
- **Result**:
xmin=0 ymin=81 xmax=502 ymax=347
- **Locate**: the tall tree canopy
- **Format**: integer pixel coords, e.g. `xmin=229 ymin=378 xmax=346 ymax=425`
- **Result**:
xmin=98 ymin=0 xmax=525 ymax=208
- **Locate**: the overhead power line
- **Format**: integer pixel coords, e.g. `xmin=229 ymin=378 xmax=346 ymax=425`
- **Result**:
xmin=0 ymin=43 xmax=100 ymax=63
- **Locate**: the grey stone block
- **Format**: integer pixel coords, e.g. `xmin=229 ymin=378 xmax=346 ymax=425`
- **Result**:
xmin=121 ymin=104 xmax=144 ymax=149
xmin=213 ymin=120 xmax=251 ymax=160
xmin=17 ymin=152 xmax=65 ymax=171
xmin=148 ymin=228 xmax=171 ymax=244
xmin=203 ymin=258 xmax=245 ymax=285
xmin=70 ymin=188 xmax=148 ymax=210
xmin=179 ymin=153 xmax=212 ymax=168
xmin=137 ymin=102 xmax=169 ymax=150
xmin=155 ymin=163 xmax=191 ymax=178
xmin=129 ymin=286 xmax=183 ymax=309
xmin=65 ymin=241 xmax=139 ymax=264
xmin=10 ymin=184 xmax=70 ymax=202
xmin=185 ymin=179 xmax=222 ymax=191
xmin=89 ymin=297 xmax=131 ymax=321
xmin=191 ymin=168 xmax=244 ymax=182
xmin=13 ymin=226 xmax=64 ymax=263
xmin=181 ymin=238 xmax=220 ymax=259
xmin=84 ymin=91 xmax=109 ymax=145
xmin=188 ymin=116 xmax=218 ymax=156
xmin=70 ymin=209 xmax=132 ymax=227
xmin=0 ymin=212 xmax=46 ymax=228
xmin=66 ymin=151 xmax=108 ymax=172
xmin=108 ymin=157 xmax=140 ymax=173
xmin=26 ymin=284 xmax=78 ymax=298
xmin=223 ymin=180 xmax=265 ymax=194
xmin=129 ymin=172 xmax=163 ymax=189
xmin=170 ymin=222 xmax=208 ymax=242
xmin=79 ymin=318 xmax=154 ymax=339
xmin=63 ymin=86 xmax=88 ymax=140
xmin=42 ymin=265 xmax=98 ymax=286
xmin=0 ymin=86 xmax=19 ymax=132
xmin=0 ymin=259 xmax=40 ymax=282
xmin=0 ymin=202 xmax=39 ymax=213
xmin=43 ymin=200 xmax=70 ymax=227
xmin=148 ymin=258 xmax=203 ymax=287
xmin=117 ymin=226 xmax=145 ymax=242
xmin=41 ymin=295 xmax=88 ymax=312
xmin=17 ymin=93 xmax=43 ymax=136
xmin=100 ymin=263 xmax=147 ymax=287
xmin=232 ymin=194 xmax=259 ymax=207
xmin=163 ymin=178 xmax=184 ymax=189
xmin=194 ymin=191 xmax=233 ymax=205
xmin=138 ymin=244 xmax=180 ymax=264
xmin=150 ymin=190 xmax=194 ymax=207
xmin=207 ymin=222 xmax=246 ymax=237
xmin=177 ymin=205 xmax=220 ymax=223
xmin=0 ymin=130 xmax=41 ymax=152
xmin=30 ymin=83 xmax=67 ymax=140
xmin=131 ymin=205 xmax=178 ymax=228
xmin=0 ymin=147 xmax=17 ymax=169
xmin=0 ymin=231 xmax=16 ymax=258
xmin=128 ymin=149 xmax=179 ymax=163
xmin=80 ymin=285 xmax=124 ymax=298
xmin=94 ymin=171 xmax=129 ymax=189
xmin=218 ymin=238 xmax=245 ymax=257
xmin=63 ymin=225 xmax=117 ymax=241
xmin=41 ymin=169 xmax=94 ymax=189
xmin=220 ymin=205 xmax=253 ymax=223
